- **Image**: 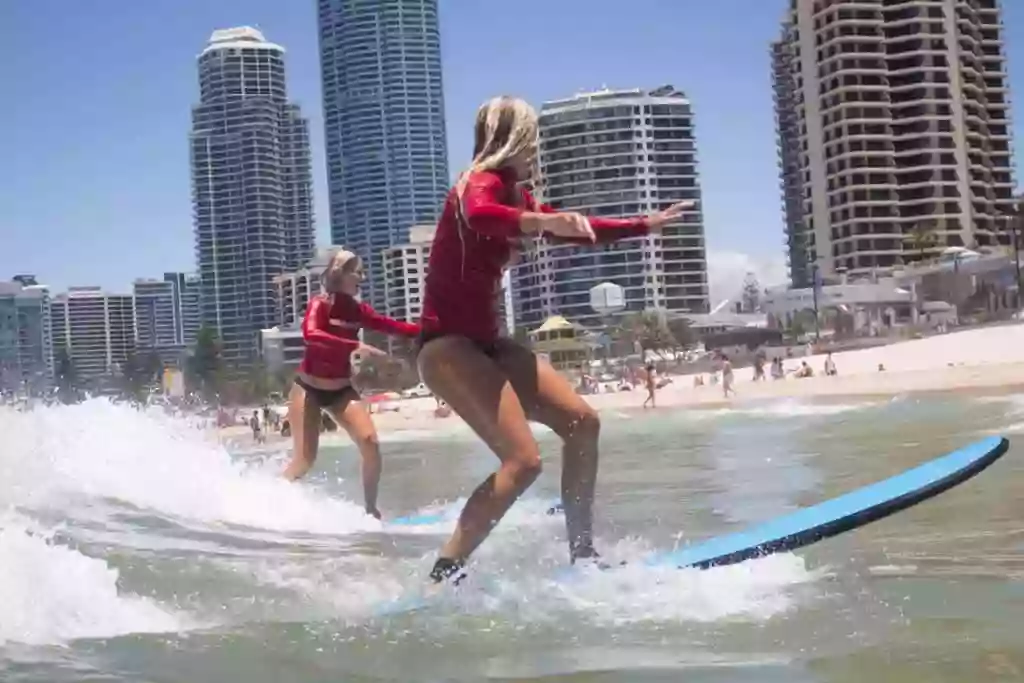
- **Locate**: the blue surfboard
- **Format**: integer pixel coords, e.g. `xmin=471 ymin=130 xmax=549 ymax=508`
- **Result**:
xmin=642 ymin=435 xmax=1010 ymax=570
xmin=375 ymin=437 xmax=1008 ymax=615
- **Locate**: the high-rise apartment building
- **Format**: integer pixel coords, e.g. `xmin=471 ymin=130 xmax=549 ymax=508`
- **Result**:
xmin=773 ymin=0 xmax=1015 ymax=287
xmin=190 ymin=27 xmax=315 ymax=366
xmin=272 ymin=247 xmax=336 ymax=328
xmin=381 ymin=225 xmax=434 ymax=328
xmin=512 ymin=86 xmax=710 ymax=331
xmin=133 ymin=273 xmax=200 ymax=366
xmin=164 ymin=271 xmax=201 ymax=347
xmin=0 ymin=278 xmax=53 ymax=394
xmin=51 ymin=288 xmax=136 ymax=386
xmin=317 ymin=0 xmax=450 ymax=310
xmin=133 ymin=279 xmax=179 ymax=354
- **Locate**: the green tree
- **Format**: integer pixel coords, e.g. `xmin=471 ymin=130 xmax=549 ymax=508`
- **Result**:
xmin=117 ymin=352 xmax=145 ymax=402
xmin=625 ymin=310 xmax=678 ymax=360
xmin=54 ymin=347 xmax=81 ymax=404
xmin=512 ymin=325 xmax=533 ymax=346
xmin=741 ymin=272 xmax=762 ymax=312
xmin=904 ymin=221 xmax=940 ymax=263
xmin=140 ymin=350 xmax=163 ymax=385
xmin=666 ymin=317 xmax=696 ymax=349
xmin=785 ymin=313 xmax=810 ymax=341
xmin=353 ymin=352 xmax=418 ymax=393
xmin=245 ymin=359 xmax=272 ymax=404
xmin=116 ymin=350 xmax=165 ymax=404
xmin=185 ymin=326 xmax=223 ymax=401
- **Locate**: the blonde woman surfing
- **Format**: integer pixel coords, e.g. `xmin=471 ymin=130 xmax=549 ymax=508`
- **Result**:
xmin=283 ymin=250 xmax=420 ymax=519
xmin=416 ymin=95 xmax=692 ymax=583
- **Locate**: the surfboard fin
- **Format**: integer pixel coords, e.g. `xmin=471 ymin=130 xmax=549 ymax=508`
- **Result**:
xmin=429 ymin=557 xmax=467 ymax=586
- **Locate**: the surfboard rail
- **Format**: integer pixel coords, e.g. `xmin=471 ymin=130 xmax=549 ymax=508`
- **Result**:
xmin=653 ymin=435 xmax=1010 ymax=570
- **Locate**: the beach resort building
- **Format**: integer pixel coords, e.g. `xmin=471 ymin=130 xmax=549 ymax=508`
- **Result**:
xmin=132 ymin=273 xmax=200 ymax=367
xmin=272 ymin=247 xmax=342 ymax=329
xmin=381 ymin=225 xmax=434 ymax=348
xmin=762 ymin=277 xmax=916 ymax=335
xmin=511 ymin=85 xmax=710 ymax=332
xmin=772 ymin=0 xmax=1015 ymax=287
xmin=51 ymin=287 xmax=137 ymax=386
xmin=318 ymin=0 xmax=450 ymax=312
xmin=190 ymin=27 xmax=315 ymax=365
xmin=0 ymin=277 xmax=53 ymax=394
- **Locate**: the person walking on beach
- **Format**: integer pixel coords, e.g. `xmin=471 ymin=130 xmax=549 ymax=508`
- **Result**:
xmin=250 ymin=410 xmax=264 ymax=444
xmin=643 ymin=362 xmax=657 ymax=409
xmin=415 ymin=95 xmax=693 ymax=584
xmin=282 ymin=249 xmax=420 ymax=520
xmin=721 ymin=354 xmax=736 ymax=398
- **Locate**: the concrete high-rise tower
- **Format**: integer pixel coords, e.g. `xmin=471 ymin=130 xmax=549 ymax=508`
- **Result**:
xmin=317 ymin=0 xmax=450 ymax=310
xmin=190 ymin=27 xmax=315 ymax=365
xmin=511 ymin=86 xmax=710 ymax=331
xmin=773 ymin=0 xmax=1015 ymax=287
xmin=0 ymin=278 xmax=53 ymax=394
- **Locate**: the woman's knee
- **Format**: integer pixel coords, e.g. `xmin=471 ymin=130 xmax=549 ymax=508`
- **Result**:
xmin=506 ymin=450 xmax=543 ymax=486
xmin=355 ymin=430 xmax=380 ymax=453
xmin=564 ymin=406 xmax=600 ymax=442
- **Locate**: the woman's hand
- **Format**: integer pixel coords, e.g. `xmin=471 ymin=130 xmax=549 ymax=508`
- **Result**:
xmin=646 ymin=201 xmax=695 ymax=232
xmin=357 ymin=343 xmax=387 ymax=357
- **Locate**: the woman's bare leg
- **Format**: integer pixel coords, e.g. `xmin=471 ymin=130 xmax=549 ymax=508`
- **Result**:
xmin=282 ymin=382 xmax=323 ymax=481
xmin=325 ymin=395 xmax=382 ymax=518
xmin=493 ymin=340 xmax=602 ymax=561
xmin=417 ymin=336 xmax=542 ymax=566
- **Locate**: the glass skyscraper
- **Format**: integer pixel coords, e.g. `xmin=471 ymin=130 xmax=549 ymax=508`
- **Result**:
xmin=190 ymin=27 xmax=315 ymax=365
xmin=317 ymin=0 xmax=450 ymax=310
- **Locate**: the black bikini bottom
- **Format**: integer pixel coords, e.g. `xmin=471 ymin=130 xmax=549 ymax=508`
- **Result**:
xmin=416 ymin=331 xmax=501 ymax=359
xmin=294 ymin=376 xmax=359 ymax=408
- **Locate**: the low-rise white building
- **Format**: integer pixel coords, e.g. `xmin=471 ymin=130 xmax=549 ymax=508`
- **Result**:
xmin=259 ymin=327 xmax=305 ymax=376
xmin=381 ymin=225 xmax=434 ymax=327
xmin=762 ymin=278 xmax=915 ymax=334
xmin=273 ymin=247 xmax=347 ymax=329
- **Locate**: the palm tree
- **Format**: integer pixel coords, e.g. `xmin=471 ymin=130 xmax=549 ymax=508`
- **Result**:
xmin=904 ymin=221 xmax=940 ymax=263
xmin=624 ymin=310 xmax=678 ymax=360
xmin=185 ymin=326 xmax=223 ymax=401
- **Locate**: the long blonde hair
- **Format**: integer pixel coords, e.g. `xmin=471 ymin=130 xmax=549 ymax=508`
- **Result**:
xmin=455 ymin=96 xmax=540 ymax=199
xmin=452 ymin=97 xmax=540 ymax=278
xmin=320 ymin=248 xmax=359 ymax=295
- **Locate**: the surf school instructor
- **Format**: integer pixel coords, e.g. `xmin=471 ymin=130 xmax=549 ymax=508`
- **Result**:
xmin=417 ymin=95 xmax=693 ymax=583
xmin=282 ymin=249 xmax=420 ymax=519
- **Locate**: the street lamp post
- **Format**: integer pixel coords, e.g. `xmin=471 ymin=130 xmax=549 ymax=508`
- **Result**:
xmin=1012 ymin=206 xmax=1023 ymax=312
xmin=811 ymin=263 xmax=822 ymax=343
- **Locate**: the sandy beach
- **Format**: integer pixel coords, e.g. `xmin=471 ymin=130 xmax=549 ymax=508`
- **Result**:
xmin=374 ymin=323 xmax=1024 ymax=426
xmin=222 ymin=323 xmax=1024 ymax=442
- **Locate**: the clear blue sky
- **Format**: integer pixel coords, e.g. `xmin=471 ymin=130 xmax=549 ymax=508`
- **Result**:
xmin=2 ymin=0 xmax=1022 ymax=296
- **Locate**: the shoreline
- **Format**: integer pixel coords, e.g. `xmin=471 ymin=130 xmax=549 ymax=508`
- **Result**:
xmin=221 ymin=325 xmax=1024 ymax=439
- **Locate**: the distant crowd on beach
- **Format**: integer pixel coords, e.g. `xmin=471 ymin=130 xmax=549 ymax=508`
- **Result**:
xmin=640 ymin=345 xmax=870 ymax=405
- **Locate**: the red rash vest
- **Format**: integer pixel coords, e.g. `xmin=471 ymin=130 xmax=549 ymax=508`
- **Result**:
xmin=299 ymin=294 xmax=420 ymax=379
xmin=420 ymin=168 xmax=650 ymax=344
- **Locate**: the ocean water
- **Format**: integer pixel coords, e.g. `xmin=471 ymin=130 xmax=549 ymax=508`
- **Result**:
xmin=1 ymin=392 xmax=1022 ymax=682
